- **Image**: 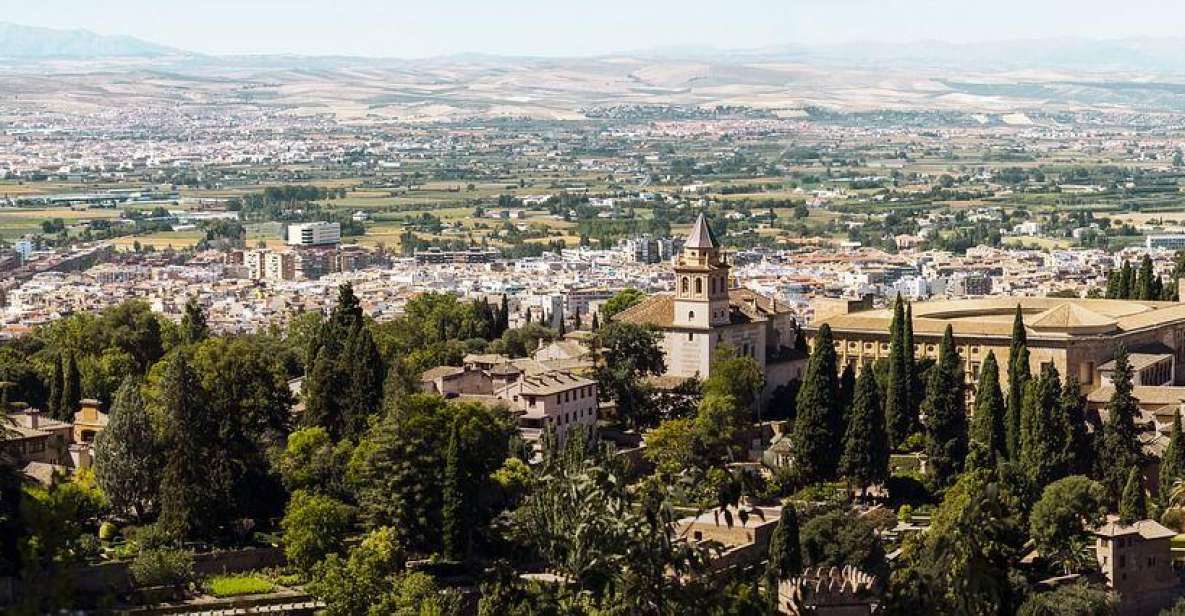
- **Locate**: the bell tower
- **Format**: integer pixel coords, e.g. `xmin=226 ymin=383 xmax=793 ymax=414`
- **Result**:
xmin=674 ymin=213 xmax=730 ymax=329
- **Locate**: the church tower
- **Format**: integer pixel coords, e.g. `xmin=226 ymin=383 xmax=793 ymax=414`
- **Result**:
xmin=673 ymin=213 xmax=730 ymax=329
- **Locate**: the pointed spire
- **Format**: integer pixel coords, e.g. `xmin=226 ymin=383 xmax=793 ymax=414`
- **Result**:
xmin=685 ymin=212 xmax=719 ymax=249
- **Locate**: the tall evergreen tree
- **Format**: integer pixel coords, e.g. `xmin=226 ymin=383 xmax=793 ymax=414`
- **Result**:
xmin=793 ymin=324 xmax=842 ymax=484
xmin=1161 ymin=410 xmax=1185 ymax=502
xmin=60 ymin=352 xmax=80 ymax=420
xmin=157 ymin=352 xmax=230 ymax=540
xmin=922 ymin=325 xmax=967 ymax=490
xmin=886 ymin=296 xmax=916 ymax=448
xmin=1005 ymin=305 xmax=1029 ymax=460
xmin=591 ymin=311 xmax=600 ymax=331
xmin=1119 ymin=467 xmax=1147 ymax=524
xmin=498 ymin=294 xmax=510 ymax=335
xmin=1020 ymin=365 xmax=1065 ymax=489
xmin=442 ymin=418 xmax=467 ymax=560
xmin=93 ymin=375 xmax=159 ymax=519
xmin=47 ymin=355 xmax=63 ymax=420
xmin=840 ymin=368 xmax=889 ymax=494
xmin=1099 ymin=346 xmax=1144 ymax=501
xmin=1060 ymin=377 xmax=1092 ymax=476
xmin=838 ymin=363 xmax=856 ymax=421
xmin=1136 ymin=254 xmax=1155 ymax=300
xmin=969 ymin=351 xmax=1006 ymax=465
xmin=180 ymin=296 xmax=210 ymax=345
xmin=341 ymin=323 xmax=384 ymax=438
xmin=1118 ymin=260 xmax=1134 ymax=299
xmin=765 ymin=504 xmax=803 ymax=587
xmin=1105 ymin=270 xmax=1121 ymax=299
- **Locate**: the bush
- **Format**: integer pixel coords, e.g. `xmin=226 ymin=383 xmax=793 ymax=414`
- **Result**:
xmin=99 ymin=521 xmax=119 ymax=542
xmin=129 ymin=548 xmax=195 ymax=588
xmin=205 ymin=574 xmax=275 ymax=597
xmin=1163 ymin=507 xmax=1185 ymax=532
xmin=127 ymin=523 xmax=175 ymax=551
xmin=281 ymin=490 xmax=355 ymax=571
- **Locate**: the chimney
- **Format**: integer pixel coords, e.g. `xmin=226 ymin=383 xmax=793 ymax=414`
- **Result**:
xmin=26 ymin=408 xmax=39 ymax=429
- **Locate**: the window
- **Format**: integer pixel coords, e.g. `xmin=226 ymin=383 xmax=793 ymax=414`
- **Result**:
xmin=681 ymin=277 xmax=689 ymax=293
xmin=688 ymin=311 xmax=695 ymax=321
xmin=688 ymin=332 xmax=694 ymax=341
xmin=695 ymin=278 xmax=703 ymax=294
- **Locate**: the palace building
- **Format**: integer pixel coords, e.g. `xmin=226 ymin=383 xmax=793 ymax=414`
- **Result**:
xmin=614 ymin=214 xmax=805 ymax=398
xmin=811 ymin=296 xmax=1185 ymax=395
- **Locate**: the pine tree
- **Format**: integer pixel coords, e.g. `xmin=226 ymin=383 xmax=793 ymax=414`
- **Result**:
xmin=60 ymin=352 xmax=80 ymax=421
xmin=180 ymin=296 xmax=209 ymax=344
xmin=1119 ymin=467 xmax=1147 ymax=524
xmin=157 ymin=352 xmax=230 ymax=540
xmin=1099 ymin=346 xmax=1144 ymax=501
xmin=442 ymin=418 xmax=467 ymax=560
xmin=840 ymin=368 xmax=889 ymax=494
xmin=93 ymin=375 xmax=159 ymax=519
xmin=969 ymin=351 xmax=1006 ymax=465
xmin=922 ymin=325 xmax=967 ymax=490
xmin=886 ymin=296 xmax=916 ymax=448
xmin=1161 ymin=410 xmax=1185 ymax=502
xmin=793 ymin=324 xmax=842 ymax=484
xmin=1136 ymin=254 xmax=1155 ymax=300
xmin=1020 ymin=365 xmax=1065 ymax=489
xmin=1005 ymin=305 xmax=1029 ymax=460
xmin=765 ymin=504 xmax=802 ymax=584
xmin=47 ymin=355 xmax=63 ymax=420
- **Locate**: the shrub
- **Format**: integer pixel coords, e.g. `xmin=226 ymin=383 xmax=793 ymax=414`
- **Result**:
xmin=99 ymin=521 xmax=119 ymax=542
xmin=205 ymin=574 xmax=275 ymax=597
xmin=129 ymin=548 xmax=195 ymax=588
xmin=281 ymin=490 xmax=355 ymax=571
xmin=1163 ymin=507 xmax=1185 ymax=532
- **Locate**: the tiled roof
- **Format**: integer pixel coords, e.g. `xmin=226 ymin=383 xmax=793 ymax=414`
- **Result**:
xmin=685 ymin=213 xmax=719 ymax=249
xmin=1094 ymin=515 xmax=1176 ymax=539
xmin=516 ymin=371 xmax=596 ymax=395
xmin=615 ymin=288 xmax=792 ymax=329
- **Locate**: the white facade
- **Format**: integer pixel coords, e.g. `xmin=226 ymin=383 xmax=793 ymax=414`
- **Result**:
xmin=287 ymin=222 xmax=341 ymax=246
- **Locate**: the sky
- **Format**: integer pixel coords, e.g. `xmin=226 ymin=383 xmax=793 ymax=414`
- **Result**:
xmin=6 ymin=0 xmax=1185 ymax=57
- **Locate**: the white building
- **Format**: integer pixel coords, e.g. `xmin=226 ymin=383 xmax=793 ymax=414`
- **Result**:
xmin=287 ymin=222 xmax=341 ymax=247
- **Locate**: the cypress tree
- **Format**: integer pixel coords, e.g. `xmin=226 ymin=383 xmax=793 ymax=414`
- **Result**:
xmin=765 ymin=504 xmax=802 ymax=585
xmin=1136 ymin=254 xmax=1155 ymax=300
xmin=793 ymin=324 xmax=842 ymax=484
xmin=1118 ymin=260 xmax=1134 ymax=299
xmin=158 ymin=352 xmax=230 ymax=540
xmin=60 ymin=352 xmax=80 ymax=421
xmin=1020 ymin=365 xmax=1065 ymax=489
xmin=922 ymin=325 xmax=967 ymax=490
xmin=574 ymin=309 xmax=582 ymax=331
xmin=341 ymin=323 xmax=384 ymax=438
xmin=591 ymin=312 xmax=600 ymax=331
xmin=1119 ymin=467 xmax=1147 ymax=524
xmin=1099 ymin=346 xmax=1144 ymax=501
xmin=47 ymin=355 xmax=63 ymax=420
xmin=1161 ymin=410 xmax=1185 ymax=502
xmin=969 ymin=351 xmax=1006 ymax=465
xmin=1152 ymin=274 xmax=1165 ymax=302
xmin=1005 ymin=305 xmax=1029 ymax=460
xmin=301 ymin=347 xmax=338 ymax=435
xmin=1060 ymin=377 xmax=1091 ymax=476
xmin=93 ymin=375 xmax=159 ymax=520
xmin=886 ymin=297 xmax=915 ymax=448
xmin=180 ymin=296 xmax=209 ymax=345
xmin=840 ymin=368 xmax=889 ymax=494
xmin=1105 ymin=270 xmax=1120 ymax=299
xmin=442 ymin=418 xmax=467 ymax=560
xmin=838 ymin=363 xmax=856 ymax=421
xmin=498 ymin=294 xmax=510 ymax=334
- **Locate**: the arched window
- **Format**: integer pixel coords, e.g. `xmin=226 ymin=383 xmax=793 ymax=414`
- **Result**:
xmin=695 ymin=278 xmax=703 ymax=294
xmin=688 ymin=310 xmax=696 ymax=321
xmin=681 ymin=277 xmax=690 ymax=294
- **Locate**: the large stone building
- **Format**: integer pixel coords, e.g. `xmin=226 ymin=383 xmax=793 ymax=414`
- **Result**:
xmin=615 ymin=214 xmax=805 ymax=397
xmin=811 ymin=296 xmax=1185 ymax=395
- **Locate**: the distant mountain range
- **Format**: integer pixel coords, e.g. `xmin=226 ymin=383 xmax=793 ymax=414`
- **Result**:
xmin=0 ymin=22 xmax=180 ymax=58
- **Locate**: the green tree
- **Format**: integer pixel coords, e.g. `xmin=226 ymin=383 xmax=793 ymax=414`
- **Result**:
xmin=799 ymin=511 xmax=887 ymax=579
xmin=969 ymin=351 xmax=1006 ymax=468
xmin=60 ymin=352 xmax=80 ymax=420
xmin=922 ymin=325 xmax=967 ymax=490
xmin=766 ymin=505 xmax=802 ymax=583
xmin=1163 ymin=410 xmax=1185 ymax=504
xmin=694 ymin=392 xmax=748 ymax=464
xmin=277 ymin=426 xmax=352 ymax=500
xmin=47 ymin=355 xmax=63 ymax=420
xmin=840 ymin=368 xmax=889 ymax=494
xmin=1098 ymin=347 xmax=1143 ymax=501
xmin=1005 ymin=305 xmax=1029 ymax=460
xmin=156 ymin=352 xmax=231 ymax=541
xmin=93 ymin=375 xmax=159 ymax=520
xmin=602 ymin=288 xmax=647 ymax=319
xmin=1029 ymin=476 xmax=1107 ymax=573
xmin=1119 ymin=260 xmax=1134 ymax=299
xmin=306 ymin=526 xmax=407 ymax=616
xmin=594 ymin=322 xmax=665 ymax=429
xmin=1119 ymin=467 xmax=1147 ymax=524
xmin=1136 ymin=254 xmax=1154 ymax=300
xmin=1020 ymin=365 xmax=1066 ymax=489
xmin=281 ymin=490 xmax=355 ymax=571
xmin=793 ymin=324 xmax=841 ymax=484
xmin=644 ymin=418 xmax=700 ymax=476
xmin=442 ymin=418 xmax=468 ymax=560
xmin=179 ymin=296 xmax=209 ymax=345
xmin=1016 ymin=583 xmax=1115 ymax=616
xmin=703 ymin=349 xmax=765 ymax=415
xmin=885 ymin=296 xmax=916 ymax=448
xmin=1061 ymin=377 xmax=1093 ymax=477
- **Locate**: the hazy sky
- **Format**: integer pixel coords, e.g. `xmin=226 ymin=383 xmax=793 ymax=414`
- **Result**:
xmin=7 ymin=0 xmax=1185 ymax=57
